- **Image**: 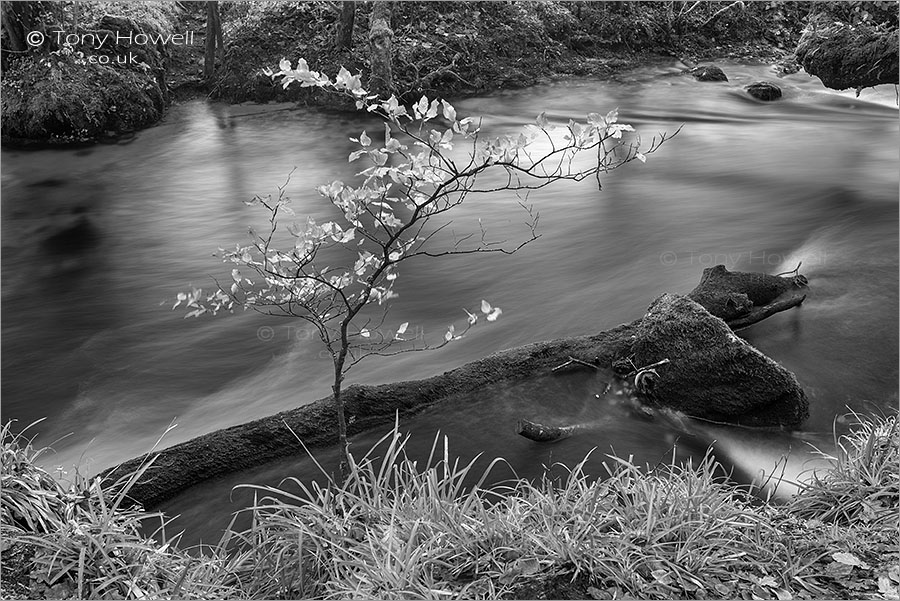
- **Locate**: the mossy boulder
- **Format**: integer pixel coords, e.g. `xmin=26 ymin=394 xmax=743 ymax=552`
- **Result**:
xmin=795 ymin=18 xmax=899 ymax=90
xmin=0 ymin=9 xmax=173 ymax=145
xmin=629 ymin=294 xmax=808 ymax=428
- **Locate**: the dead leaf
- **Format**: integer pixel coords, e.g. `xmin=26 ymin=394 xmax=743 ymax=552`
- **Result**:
xmin=832 ymin=552 xmax=871 ymax=569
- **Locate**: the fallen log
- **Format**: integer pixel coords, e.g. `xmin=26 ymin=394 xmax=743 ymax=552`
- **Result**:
xmin=103 ymin=265 xmax=810 ymax=508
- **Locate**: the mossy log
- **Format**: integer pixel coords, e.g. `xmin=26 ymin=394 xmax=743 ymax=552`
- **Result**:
xmin=795 ymin=19 xmax=899 ymax=90
xmin=104 ymin=265 xmax=809 ymax=508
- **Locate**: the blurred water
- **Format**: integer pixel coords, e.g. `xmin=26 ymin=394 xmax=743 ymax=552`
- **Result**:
xmin=2 ymin=60 xmax=897 ymax=545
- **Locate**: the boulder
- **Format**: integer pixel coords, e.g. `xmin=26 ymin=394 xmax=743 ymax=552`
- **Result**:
xmin=629 ymin=294 xmax=808 ymax=428
xmin=746 ymin=81 xmax=782 ymax=101
xmin=691 ymin=65 xmax=728 ymax=82
xmin=795 ymin=17 xmax=899 ymax=90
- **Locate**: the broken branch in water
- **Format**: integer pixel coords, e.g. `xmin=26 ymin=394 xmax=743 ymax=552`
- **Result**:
xmin=516 ymin=419 xmax=581 ymax=442
xmin=729 ymin=295 xmax=807 ymax=331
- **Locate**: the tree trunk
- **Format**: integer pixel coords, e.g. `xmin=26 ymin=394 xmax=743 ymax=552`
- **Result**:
xmin=204 ymin=1 xmax=223 ymax=79
xmin=333 ymin=379 xmax=350 ymax=484
xmin=333 ymin=338 xmax=351 ymax=484
xmin=336 ymin=0 xmax=356 ymax=50
xmin=2 ymin=1 xmax=44 ymax=52
xmin=368 ymin=0 xmax=393 ymax=96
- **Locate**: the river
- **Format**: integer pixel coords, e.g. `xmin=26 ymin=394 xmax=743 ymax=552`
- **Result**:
xmin=2 ymin=60 xmax=897 ymax=546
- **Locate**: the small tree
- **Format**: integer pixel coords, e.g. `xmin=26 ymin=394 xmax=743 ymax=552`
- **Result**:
xmin=176 ymin=59 xmax=674 ymax=480
xmin=204 ymin=1 xmax=224 ymax=79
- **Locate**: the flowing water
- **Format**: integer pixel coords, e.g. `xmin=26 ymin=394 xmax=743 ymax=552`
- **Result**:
xmin=2 ymin=60 xmax=897 ymax=546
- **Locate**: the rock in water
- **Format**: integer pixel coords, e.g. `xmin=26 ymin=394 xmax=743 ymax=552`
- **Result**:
xmin=629 ymin=294 xmax=808 ymax=428
xmin=691 ymin=65 xmax=728 ymax=82
xmin=795 ymin=17 xmax=899 ymax=90
xmin=746 ymin=81 xmax=782 ymax=101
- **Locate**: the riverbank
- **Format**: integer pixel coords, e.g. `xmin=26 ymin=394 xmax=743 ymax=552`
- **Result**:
xmin=1 ymin=1 xmax=809 ymax=146
xmin=211 ymin=1 xmax=806 ymax=104
xmin=2 ymin=414 xmax=897 ymax=599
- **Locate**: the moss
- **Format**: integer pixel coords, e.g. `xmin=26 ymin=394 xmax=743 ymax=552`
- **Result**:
xmin=1 ymin=57 xmax=164 ymax=143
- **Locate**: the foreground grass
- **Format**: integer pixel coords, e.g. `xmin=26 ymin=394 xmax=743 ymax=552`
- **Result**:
xmin=2 ymin=414 xmax=898 ymax=600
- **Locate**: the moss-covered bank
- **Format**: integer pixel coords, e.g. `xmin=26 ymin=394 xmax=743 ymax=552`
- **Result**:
xmin=1 ymin=2 xmax=177 ymax=146
xmin=0 ymin=1 xmax=819 ymax=144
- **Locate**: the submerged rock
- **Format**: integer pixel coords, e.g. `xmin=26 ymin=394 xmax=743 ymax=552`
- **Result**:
xmin=746 ymin=81 xmax=783 ymax=101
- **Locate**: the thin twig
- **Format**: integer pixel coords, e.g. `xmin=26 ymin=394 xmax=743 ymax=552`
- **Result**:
xmin=551 ymin=356 xmax=599 ymax=372
xmin=623 ymin=358 xmax=670 ymax=377
xmin=774 ymin=262 xmax=803 ymax=277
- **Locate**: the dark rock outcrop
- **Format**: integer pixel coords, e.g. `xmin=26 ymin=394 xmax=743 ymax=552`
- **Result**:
xmin=691 ymin=65 xmax=728 ymax=82
xmin=745 ymin=81 xmax=783 ymax=101
xmin=795 ymin=18 xmax=899 ymax=90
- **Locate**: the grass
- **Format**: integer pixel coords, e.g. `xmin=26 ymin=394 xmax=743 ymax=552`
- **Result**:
xmin=2 ymin=413 xmax=899 ymax=599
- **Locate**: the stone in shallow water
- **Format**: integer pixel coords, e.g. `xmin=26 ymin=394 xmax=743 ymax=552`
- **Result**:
xmin=691 ymin=65 xmax=728 ymax=82
xmin=746 ymin=81 xmax=783 ymax=101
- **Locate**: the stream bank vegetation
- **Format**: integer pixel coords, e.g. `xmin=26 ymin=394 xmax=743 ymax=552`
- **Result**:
xmin=2 ymin=412 xmax=898 ymax=599
xmin=7 ymin=1 xmax=885 ymax=144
